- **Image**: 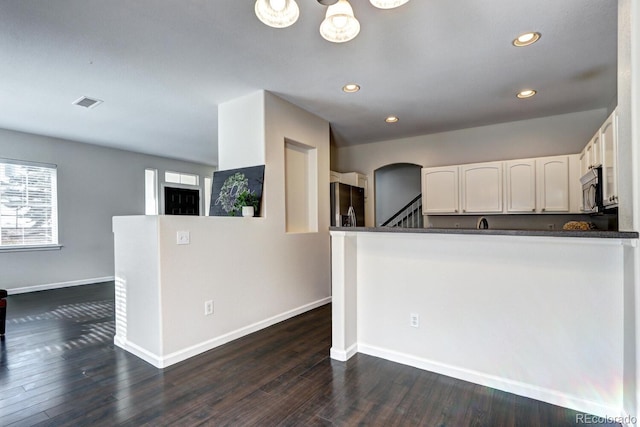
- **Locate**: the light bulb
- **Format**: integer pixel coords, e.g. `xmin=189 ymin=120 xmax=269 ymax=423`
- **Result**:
xmin=255 ymin=0 xmax=299 ymax=28
xmin=369 ymin=0 xmax=410 ymax=9
xmin=320 ymin=0 xmax=360 ymax=43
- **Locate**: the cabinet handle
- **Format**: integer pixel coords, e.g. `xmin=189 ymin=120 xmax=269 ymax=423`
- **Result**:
xmin=532 ymin=208 xmax=535 ymax=212
xmin=541 ymin=208 xmax=546 ymax=212
xmin=588 ymin=165 xmax=593 ymax=170
xmin=462 ymin=209 xmax=466 ymax=213
xmin=454 ymin=209 xmax=458 ymax=213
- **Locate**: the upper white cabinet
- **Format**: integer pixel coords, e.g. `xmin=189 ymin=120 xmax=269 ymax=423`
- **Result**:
xmin=422 ymin=155 xmax=579 ymax=215
xmin=422 ymin=166 xmax=459 ymax=214
xmin=577 ymin=108 xmax=619 ymax=208
xmin=332 ymin=171 xmax=369 ymax=199
xmin=460 ymin=162 xmax=503 ymax=213
xmin=505 ymin=160 xmax=536 ymax=213
xmin=536 ymin=156 xmax=569 ymax=212
xmin=579 ymin=131 xmax=601 ymax=177
xmin=601 ymin=110 xmax=618 ymax=207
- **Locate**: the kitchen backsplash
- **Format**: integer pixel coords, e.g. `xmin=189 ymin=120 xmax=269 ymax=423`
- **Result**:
xmin=425 ymin=212 xmax=618 ymax=231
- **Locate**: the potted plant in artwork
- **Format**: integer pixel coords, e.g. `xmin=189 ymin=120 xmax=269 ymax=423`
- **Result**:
xmin=233 ymin=190 xmax=260 ymax=217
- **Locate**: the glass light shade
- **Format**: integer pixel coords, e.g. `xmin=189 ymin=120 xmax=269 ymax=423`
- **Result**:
xmin=369 ymin=0 xmax=410 ymax=9
xmin=255 ymin=0 xmax=299 ymax=28
xmin=320 ymin=0 xmax=360 ymax=43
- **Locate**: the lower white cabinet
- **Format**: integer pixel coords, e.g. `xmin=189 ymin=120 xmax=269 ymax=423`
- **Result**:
xmin=422 ymin=166 xmax=459 ymax=214
xmin=505 ymin=160 xmax=536 ymax=213
xmin=536 ymin=156 xmax=569 ymax=212
xmin=460 ymin=162 xmax=503 ymax=213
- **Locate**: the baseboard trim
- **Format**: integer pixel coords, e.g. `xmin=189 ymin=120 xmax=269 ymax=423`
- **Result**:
xmin=114 ymin=335 xmax=163 ymax=368
xmin=357 ymin=343 xmax=621 ymax=420
xmin=7 ymin=277 xmax=115 ymax=295
xmin=330 ymin=343 xmax=358 ymax=361
xmin=119 ymin=297 xmax=332 ymax=369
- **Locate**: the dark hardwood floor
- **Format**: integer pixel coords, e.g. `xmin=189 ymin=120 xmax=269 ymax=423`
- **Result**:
xmin=0 ymin=283 xmax=619 ymax=426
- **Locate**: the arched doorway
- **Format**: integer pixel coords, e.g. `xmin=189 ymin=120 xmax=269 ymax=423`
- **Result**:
xmin=374 ymin=163 xmax=422 ymax=227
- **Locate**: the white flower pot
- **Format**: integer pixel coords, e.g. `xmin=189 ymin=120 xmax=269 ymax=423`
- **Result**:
xmin=242 ymin=206 xmax=255 ymax=217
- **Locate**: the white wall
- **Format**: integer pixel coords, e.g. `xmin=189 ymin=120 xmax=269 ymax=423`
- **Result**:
xmin=113 ymin=91 xmax=332 ymax=367
xmin=0 ymin=128 xmax=214 ymax=293
xmin=218 ymin=91 xmax=265 ymax=170
xmin=623 ymin=0 xmax=640 ymax=421
xmin=334 ymin=109 xmax=608 ymax=227
xmin=331 ymin=230 xmax=630 ymax=419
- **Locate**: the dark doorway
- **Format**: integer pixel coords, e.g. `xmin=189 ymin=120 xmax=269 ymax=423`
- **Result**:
xmin=164 ymin=187 xmax=199 ymax=215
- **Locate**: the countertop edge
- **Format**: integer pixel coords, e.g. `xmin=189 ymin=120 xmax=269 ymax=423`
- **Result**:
xmin=329 ymin=227 xmax=639 ymax=239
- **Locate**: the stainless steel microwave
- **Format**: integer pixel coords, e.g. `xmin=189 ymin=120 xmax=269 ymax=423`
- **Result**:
xmin=580 ymin=167 xmax=603 ymax=213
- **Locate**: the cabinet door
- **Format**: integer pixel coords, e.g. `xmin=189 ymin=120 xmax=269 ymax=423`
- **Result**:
xmin=579 ymin=147 xmax=589 ymax=177
xmin=536 ymin=156 xmax=569 ymax=212
xmin=460 ymin=162 xmax=503 ymax=213
xmin=422 ymin=167 xmax=459 ymax=214
xmin=505 ymin=160 xmax=536 ymax=213
xmin=601 ymin=110 xmax=618 ymax=206
xmin=590 ymin=132 xmax=601 ymax=168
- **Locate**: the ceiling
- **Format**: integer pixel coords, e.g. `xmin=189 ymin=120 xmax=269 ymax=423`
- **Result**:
xmin=0 ymin=0 xmax=617 ymax=167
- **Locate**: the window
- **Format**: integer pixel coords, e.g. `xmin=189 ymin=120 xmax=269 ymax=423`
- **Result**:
xmin=0 ymin=159 xmax=58 ymax=248
xmin=145 ymin=169 xmax=158 ymax=215
xmin=165 ymin=171 xmax=199 ymax=186
xmin=204 ymin=176 xmax=212 ymax=216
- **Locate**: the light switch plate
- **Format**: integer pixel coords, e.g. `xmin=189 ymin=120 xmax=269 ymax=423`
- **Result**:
xmin=177 ymin=231 xmax=190 ymax=245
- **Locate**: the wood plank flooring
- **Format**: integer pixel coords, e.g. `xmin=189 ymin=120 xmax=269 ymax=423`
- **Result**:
xmin=0 ymin=283 xmax=619 ymax=426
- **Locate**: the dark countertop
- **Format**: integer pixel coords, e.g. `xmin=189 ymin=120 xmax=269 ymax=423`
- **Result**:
xmin=329 ymin=226 xmax=639 ymax=239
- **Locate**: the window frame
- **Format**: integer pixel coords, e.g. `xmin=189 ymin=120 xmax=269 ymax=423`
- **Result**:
xmin=0 ymin=158 xmax=61 ymax=252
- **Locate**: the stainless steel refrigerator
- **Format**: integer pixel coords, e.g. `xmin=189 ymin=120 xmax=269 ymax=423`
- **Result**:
xmin=330 ymin=182 xmax=365 ymax=227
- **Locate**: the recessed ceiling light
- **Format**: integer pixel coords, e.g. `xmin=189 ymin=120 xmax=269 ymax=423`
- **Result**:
xmin=513 ymin=32 xmax=541 ymax=47
xmin=342 ymin=83 xmax=360 ymax=93
xmin=385 ymin=115 xmax=399 ymax=123
xmin=516 ymin=89 xmax=537 ymax=99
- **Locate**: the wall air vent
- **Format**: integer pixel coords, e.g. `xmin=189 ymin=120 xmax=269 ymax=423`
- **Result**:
xmin=72 ymin=96 xmax=103 ymax=109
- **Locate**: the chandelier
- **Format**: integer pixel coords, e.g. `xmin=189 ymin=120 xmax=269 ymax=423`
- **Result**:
xmin=255 ymin=0 xmax=411 ymax=43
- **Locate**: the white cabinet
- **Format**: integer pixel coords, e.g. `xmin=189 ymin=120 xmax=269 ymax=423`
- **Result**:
xmin=601 ymin=110 xmax=618 ymax=207
xmin=579 ymin=147 xmax=589 ymax=178
xmin=505 ymin=160 xmax=536 ymax=213
xmin=579 ymin=131 xmax=601 ymax=177
xmin=422 ymin=155 xmax=579 ymax=216
xmin=331 ymin=171 xmax=369 ymax=198
xmin=422 ymin=166 xmax=459 ymax=214
xmin=536 ymin=156 xmax=569 ymax=212
xmin=460 ymin=162 xmax=503 ymax=213
xmin=591 ymin=132 xmax=602 ymax=169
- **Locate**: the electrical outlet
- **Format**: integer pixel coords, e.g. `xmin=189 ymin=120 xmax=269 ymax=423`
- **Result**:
xmin=177 ymin=231 xmax=190 ymax=245
xmin=547 ymin=224 xmax=554 ymax=230
xmin=410 ymin=313 xmax=419 ymax=328
xmin=204 ymin=300 xmax=214 ymax=316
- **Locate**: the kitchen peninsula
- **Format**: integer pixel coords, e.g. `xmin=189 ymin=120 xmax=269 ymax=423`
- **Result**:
xmin=330 ymin=226 xmax=637 ymax=419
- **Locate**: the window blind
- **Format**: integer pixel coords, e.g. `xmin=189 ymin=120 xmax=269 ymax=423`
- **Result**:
xmin=0 ymin=160 xmax=58 ymax=247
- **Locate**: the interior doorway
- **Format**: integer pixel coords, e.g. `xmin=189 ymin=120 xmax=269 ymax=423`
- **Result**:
xmin=374 ymin=163 xmax=422 ymax=226
xmin=164 ymin=187 xmax=200 ymax=215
